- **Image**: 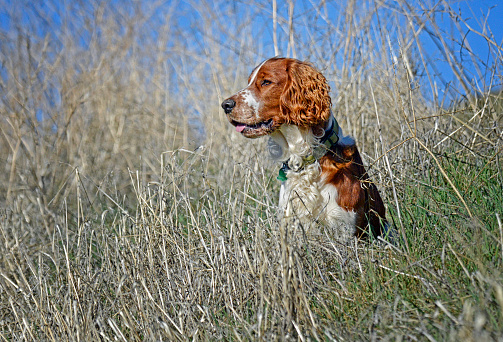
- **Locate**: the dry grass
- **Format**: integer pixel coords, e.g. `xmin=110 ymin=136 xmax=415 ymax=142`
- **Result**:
xmin=1 ymin=0 xmax=502 ymax=340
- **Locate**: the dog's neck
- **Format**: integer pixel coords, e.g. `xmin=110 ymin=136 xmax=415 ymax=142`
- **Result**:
xmin=268 ymin=125 xmax=314 ymax=170
xmin=268 ymin=115 xmax=341 ymax=173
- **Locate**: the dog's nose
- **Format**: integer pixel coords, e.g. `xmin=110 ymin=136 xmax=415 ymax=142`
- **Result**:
xmin=221 ymin=99 xmax=236 ymax=114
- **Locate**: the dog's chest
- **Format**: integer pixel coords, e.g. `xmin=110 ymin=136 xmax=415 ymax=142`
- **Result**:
xmin=279 ymin=172 xmax=357 ymax=237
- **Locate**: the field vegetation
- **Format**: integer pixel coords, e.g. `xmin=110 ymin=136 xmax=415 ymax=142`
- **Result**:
xmin=0 ymin=0 xmax=502 ymax=340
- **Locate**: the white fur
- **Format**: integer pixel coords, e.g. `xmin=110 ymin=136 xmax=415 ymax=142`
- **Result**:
xmin=269 ymin=125 xmax=313 ymax=165
xmin=319 ymin=180 xmax=357 ymax=240
xmin=236 ymin=89 xmax=260 ymax=118
xmin=271 ymin=124 xmax=357 ymax=241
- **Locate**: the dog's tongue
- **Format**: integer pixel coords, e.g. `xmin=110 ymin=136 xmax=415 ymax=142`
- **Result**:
xmin=235 ymin=124 xmax=246 ymax=133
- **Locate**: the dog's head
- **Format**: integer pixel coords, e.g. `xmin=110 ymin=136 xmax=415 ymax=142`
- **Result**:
xmin=221 ymin=58 xmax=331 ymax=138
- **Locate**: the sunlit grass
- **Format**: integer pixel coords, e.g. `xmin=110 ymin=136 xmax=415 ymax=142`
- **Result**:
xmin=1 ymin=0 xmax=502 ymax=340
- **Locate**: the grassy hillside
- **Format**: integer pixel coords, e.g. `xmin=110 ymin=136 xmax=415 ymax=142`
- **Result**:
xmin=1 ymin=0 xmax=502 ymax=340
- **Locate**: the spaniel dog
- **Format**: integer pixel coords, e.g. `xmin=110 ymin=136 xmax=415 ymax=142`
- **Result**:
xmin=221 ymin=57 xmax=388 ymax=242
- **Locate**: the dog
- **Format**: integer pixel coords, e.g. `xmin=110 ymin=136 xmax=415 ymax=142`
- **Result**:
xmin=221 ymin=57 xmax=388 ymax=242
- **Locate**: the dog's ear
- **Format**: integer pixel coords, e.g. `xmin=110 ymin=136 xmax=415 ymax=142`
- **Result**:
xmin=280 ymin=60 xmax=331 ymax=126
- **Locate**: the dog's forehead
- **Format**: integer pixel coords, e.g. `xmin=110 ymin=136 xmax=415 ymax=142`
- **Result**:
xmin=247 ymin=59 xmax=288 ymax=84
xmin=247 ymin=59 xmax=269 ymax=85
xmin=248 ymin=64 xmax=261 ymax=78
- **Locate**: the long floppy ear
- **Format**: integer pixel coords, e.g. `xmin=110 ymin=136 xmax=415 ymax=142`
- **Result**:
xmin=280 ymin=60 xmax=331 ymax=126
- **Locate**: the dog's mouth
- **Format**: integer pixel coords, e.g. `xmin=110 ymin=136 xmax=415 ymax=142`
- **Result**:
xmin=231 ymin=119 xmax=275 ymax=138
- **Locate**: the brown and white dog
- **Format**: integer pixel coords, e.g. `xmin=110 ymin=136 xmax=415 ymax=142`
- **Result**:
xmin=221 ymin=57 xmax=387 ymax=241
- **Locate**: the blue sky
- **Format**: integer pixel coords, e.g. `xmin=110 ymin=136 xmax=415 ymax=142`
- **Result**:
xmin=422 ymin=0 xmax=503 ymax=97
xmin=0 ymin=0 xmax=501 ymax=104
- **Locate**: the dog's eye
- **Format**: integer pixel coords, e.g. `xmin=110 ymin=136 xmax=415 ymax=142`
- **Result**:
xmin=261 ymin=80 xmax=272 ymax=86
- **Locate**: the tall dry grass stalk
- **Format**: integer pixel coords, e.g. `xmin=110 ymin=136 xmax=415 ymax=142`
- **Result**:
xmin=1 ymin=0 xmax=502 ymax=340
